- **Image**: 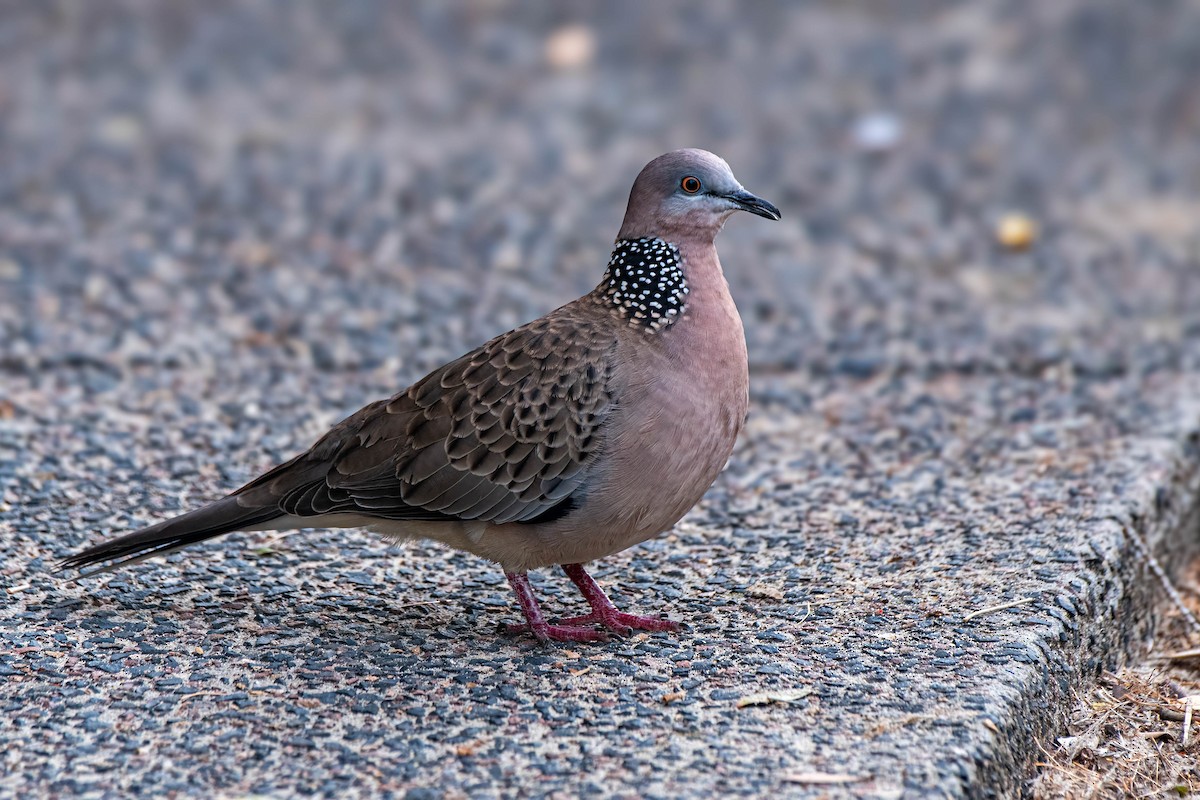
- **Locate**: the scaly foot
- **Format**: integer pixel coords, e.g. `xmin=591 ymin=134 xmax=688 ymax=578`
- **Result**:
xmin=554 ymin=610 xmax=679 ymax=635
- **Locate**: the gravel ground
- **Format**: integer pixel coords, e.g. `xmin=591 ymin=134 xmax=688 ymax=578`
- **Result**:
xmin=4 ymin=2 xmax=1200 ymax=797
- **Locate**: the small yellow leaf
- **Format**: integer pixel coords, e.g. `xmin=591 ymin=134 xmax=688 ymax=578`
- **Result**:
xmin=996 ymin=213 xmax=1037 ymax=250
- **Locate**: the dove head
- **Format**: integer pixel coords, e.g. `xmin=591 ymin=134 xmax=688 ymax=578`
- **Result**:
xmin=617 ymin=149 xmax=780 ymax=242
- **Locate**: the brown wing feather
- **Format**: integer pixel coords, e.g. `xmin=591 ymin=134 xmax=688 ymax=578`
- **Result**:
xmin=234 ymin=304 xmax=616 ymax=525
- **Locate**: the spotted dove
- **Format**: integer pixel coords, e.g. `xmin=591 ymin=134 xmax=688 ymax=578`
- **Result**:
xmin=61 ymin=149 xmax=781 ymax=642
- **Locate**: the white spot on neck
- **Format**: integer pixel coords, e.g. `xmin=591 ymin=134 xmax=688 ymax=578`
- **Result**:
xmin=599 ymin=237 xmax=688 ymax=332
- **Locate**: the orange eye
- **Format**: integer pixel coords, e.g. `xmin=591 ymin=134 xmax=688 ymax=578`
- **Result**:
xmin=681 ymin=176 xmax=702 ymax=194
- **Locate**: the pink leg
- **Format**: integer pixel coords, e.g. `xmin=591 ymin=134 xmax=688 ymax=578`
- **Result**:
xmin=555 ymin=563 xmax=680 ymax=635
xmin=503 ymin=571 xmax=608 ymax=643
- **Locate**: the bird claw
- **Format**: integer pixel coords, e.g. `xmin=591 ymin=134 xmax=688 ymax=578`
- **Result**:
xmin=504 ymin=611 xmax=679 ymax=642
xmin=555 ymin=611 xmax=679 ymax=635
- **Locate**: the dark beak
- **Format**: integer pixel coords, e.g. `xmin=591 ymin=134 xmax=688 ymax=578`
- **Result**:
xmin=723 ymin=189 xmax=781 ymax=220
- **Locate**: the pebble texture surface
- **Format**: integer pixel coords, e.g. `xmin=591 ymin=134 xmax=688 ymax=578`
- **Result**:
xmin=4 ymin=2 xmax=1200 ymax=797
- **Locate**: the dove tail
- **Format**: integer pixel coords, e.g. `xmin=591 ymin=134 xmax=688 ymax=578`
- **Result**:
xmin=59 ymin=497 xmax=281 ymax=579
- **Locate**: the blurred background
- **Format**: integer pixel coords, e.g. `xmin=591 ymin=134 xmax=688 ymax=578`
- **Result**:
xmin=3 ymin=0 xmax=1199 ymax=410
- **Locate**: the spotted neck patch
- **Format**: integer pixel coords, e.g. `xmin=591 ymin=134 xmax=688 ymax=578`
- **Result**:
xmin=597 ymin=237 xmax=688 ymax=332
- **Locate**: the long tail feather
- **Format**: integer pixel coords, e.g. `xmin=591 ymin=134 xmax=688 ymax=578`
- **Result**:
xmin=59 ymin=497 xmax=280 ymax=579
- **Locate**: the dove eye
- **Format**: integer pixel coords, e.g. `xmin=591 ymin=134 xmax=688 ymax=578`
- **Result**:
xmin=680 ymin=176 xmax=702 ymax=194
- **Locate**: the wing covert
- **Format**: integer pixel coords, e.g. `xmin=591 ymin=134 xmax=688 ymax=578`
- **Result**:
xmin=236 ymin=308 xmax=616 ymax=526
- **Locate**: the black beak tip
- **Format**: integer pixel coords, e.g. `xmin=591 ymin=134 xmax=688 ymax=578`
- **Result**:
xmin=754 ymin=200 xmax=782 ymax=221
xmin=728 ymin=190 xmax=781 ymax=221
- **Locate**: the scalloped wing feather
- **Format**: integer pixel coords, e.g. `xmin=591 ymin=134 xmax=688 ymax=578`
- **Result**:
xmin=233 ymin=304 xmax=616 ymax=526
